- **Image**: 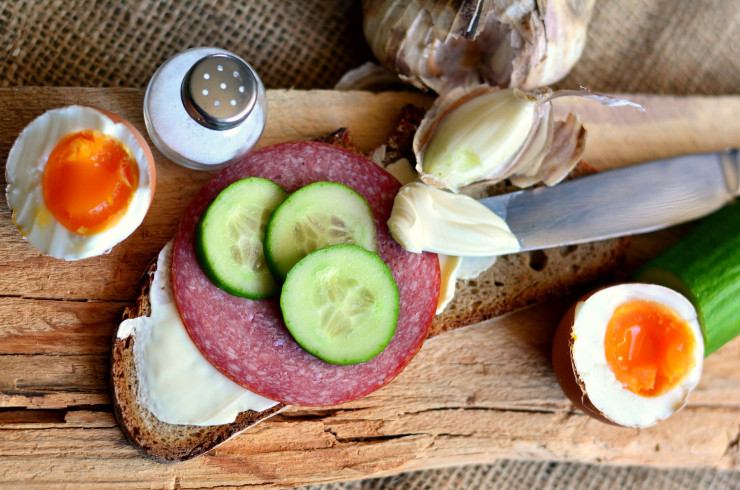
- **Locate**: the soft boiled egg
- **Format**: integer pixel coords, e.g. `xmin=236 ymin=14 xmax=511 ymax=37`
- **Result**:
xmin=5 ymin=105 xmax=155 ymax=260
xmin=551 ymin=283 xmax=703 ymax=428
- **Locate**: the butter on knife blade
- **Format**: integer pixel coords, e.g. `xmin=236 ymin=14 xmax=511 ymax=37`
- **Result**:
xmin=479 ymin=150 xmax=740 ymax=253
xmin=388 ymin=182 xmax=521 ymax=256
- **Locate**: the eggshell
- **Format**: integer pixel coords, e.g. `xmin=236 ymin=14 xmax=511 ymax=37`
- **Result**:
xmin=551 ymin=289 xmax=619 ymax=426
xmin=5 ymin=105 xmax=156 ymax=260
xmin=551 ymin=283 xmax=703 ymax=428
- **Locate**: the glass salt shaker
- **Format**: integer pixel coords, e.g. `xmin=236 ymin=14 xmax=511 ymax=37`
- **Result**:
xmin=143 ymin=47 xmax=267 ymax=170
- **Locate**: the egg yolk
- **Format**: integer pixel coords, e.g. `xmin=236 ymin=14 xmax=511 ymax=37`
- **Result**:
xmin=42 ymin=130 xmax=139 ymax=235
xmin=604 ymin=299 xmax=696 ymax=397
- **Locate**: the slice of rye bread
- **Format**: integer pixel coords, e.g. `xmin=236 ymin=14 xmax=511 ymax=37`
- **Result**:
xmin=111 ymin=129 xmax=431 ymax=463
xmin=112 ymin=122 xmax=627 ymax=463
xmin=111 ymin=258 xmax=286 ymax=463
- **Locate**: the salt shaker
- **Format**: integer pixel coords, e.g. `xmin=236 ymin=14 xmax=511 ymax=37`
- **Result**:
xmin=143 ymin=47 xmax=267 ymax=170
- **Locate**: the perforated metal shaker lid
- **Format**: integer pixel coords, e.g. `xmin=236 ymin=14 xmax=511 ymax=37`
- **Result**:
xmin=181 ymin=53 xmax=258 ymax=130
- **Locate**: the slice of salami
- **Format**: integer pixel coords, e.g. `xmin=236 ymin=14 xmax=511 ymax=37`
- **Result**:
xmin=172 ymin=142 xmax=440 ymax=406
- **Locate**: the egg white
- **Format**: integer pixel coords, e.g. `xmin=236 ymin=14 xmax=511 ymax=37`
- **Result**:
xmin=5 ymin=105 xmax=153 ymax=260
xmin=571 ymin=283 xmax=703 ymax=428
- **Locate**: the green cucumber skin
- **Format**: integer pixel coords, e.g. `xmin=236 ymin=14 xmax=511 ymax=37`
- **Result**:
xmin=635 ymin=201 xmax=740 ymax=356
xmin=195 ymin=178 xmax=287 ymax=300
xmin=264 ymin=181 xmax=378 ymax=281
xmin=280 ymin=244 xmax=399 ymax=365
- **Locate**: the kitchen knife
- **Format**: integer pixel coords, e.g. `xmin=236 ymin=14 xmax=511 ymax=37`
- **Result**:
xmin=478 ymin=150 xmax=740 ymax=252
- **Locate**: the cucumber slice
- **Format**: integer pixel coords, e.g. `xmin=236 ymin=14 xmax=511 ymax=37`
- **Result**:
xmin=195 ymin=178 xmax=287 ymax=299
xmin=264 ymin=181 xmax=377 ymax=279
xmin=634 ymin=201 xmax=740 ymax=356
xmin=280 ymin=244 xmax=399 ymax=365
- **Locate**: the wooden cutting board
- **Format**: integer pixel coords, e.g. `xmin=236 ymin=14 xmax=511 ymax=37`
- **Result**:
xmin=1 ymin=88 xmax=739 ymax=488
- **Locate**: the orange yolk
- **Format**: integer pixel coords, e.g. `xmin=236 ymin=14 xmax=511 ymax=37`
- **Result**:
xmin=42 ymin=130 xmax=139 ymax=235
xmin=604 ymin=299 xmax=696 ymax=397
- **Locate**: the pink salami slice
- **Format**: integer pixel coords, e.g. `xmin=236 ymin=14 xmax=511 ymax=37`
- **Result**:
xmin=172 ymin=142 xmax=440 ymax=406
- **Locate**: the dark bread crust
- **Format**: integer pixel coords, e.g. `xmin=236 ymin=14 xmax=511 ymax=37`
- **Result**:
xmin=312 ymin=127 xmax=362 ymax=154
xmin=379 ymin=104 xmax=426 ymax=165
xmin=111 ymin=257 xmax=285 ymax=463
xmin=429 ymin=235 xmax=629 ymax=337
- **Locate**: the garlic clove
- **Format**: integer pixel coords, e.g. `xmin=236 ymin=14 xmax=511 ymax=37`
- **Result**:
xmin=414 ymin=85 xmax=538 ymax=192
xmin=413 ymin=85 xmax=639 ymax=191
xmin=506 ymin=112 xmax=587 ymax=189
xmin=525 ymin=1 xmax=594 ymax=89
xmin=501 ymin=102 xmax=554 ymax=186
xmin=414 ymin=85 xmax=548 ymax=191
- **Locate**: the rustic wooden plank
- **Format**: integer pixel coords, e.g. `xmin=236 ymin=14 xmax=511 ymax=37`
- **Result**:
xmin=1 ymin=89 xmax=740 ymax=486
xmin=0 ymin=297 xmax=118 ymax=355
xmin=2 ymin=295 xmax=739 ymax=409
xmin=0 ymin=405 xmax=737 ymax=489
xmin=553 ymin=93 xmax=740 ymax=170
xmin=0 ymin=306 xmax=738 ymax=480
xmin=0 ymin=354 xmax=109 ymax=409
xmin=6 ymin=90 xmax=740 ymax=303
xmin=1 ymin=90 xmax=739 ymax=300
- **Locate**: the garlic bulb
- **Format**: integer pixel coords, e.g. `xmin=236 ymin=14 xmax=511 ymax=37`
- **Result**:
xmin=362 ymin=0 xmax=596 ymax=93
xmin=413 ymin=85 xmax=641 ymax=191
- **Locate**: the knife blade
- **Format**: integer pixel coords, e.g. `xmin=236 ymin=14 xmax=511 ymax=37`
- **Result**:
xmin=478 ymin=150 xmax=740 ymax=252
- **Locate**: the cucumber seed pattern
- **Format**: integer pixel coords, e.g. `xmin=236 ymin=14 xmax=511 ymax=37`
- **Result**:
xmin=228 ymin=206 xmax=271 ymax=271
xmin=264 ymin=181 xmax=378 ymax=280
xmin=314 ymin=270 xmax=375 ymax=338
xmin=194 ymin=177 xmax=287 ymax=299
xmin=292 ymin=215 xmax=354 ymax=256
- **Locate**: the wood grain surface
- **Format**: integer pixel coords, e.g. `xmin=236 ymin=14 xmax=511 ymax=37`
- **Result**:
xmin=1 ymin=88 xmax=739 ymax=488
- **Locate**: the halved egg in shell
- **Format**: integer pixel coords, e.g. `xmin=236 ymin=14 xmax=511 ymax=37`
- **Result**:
xmin=5 ymin=105 xmax=155 ymax=260
xmin=551 ymin=283 xmax=703 ymax=428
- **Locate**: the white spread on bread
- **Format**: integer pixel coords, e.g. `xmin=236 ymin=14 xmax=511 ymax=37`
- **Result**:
xmin=384 ymin=158 xmax=419 ymax=186
xmin=435 ymin=254 xmax=461 ymax=314
xmin=117 ymin=241 xmax=278 ymax=426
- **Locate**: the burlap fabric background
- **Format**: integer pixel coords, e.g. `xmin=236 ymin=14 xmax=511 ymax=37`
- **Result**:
xmin=2 ymin=1 xmax=740 ymax=488
xmin=3 ymin=0 xmax=740 ymax=93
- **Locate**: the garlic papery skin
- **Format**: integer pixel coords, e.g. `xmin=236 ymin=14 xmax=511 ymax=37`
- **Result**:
xmin=417 ymin=87 xmax=537 ymax=192
xmin=362 ymin=0 xmax=596 ymax=93
xmin=388 ymin=182 xmax=521 ymax=257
